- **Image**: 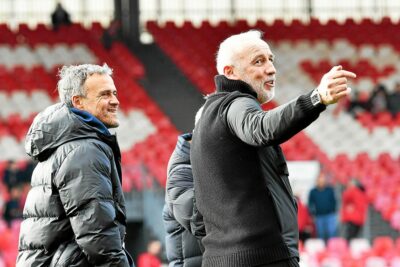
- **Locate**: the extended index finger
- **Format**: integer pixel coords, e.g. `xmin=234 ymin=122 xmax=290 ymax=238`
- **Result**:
xmin=331 ymin=70 xmax=357 ymax=79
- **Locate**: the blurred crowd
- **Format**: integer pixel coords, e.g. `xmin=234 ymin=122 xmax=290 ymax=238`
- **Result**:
xmin=298 ymin=171 xmax=368 ymax=245
xmin=347 ymin=82 xmax=400 ymax=117
xmin=0 ymin=160 xmax=35 ymax=228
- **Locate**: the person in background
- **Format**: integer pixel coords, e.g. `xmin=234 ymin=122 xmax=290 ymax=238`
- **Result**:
xmin=51 ymin=2 xmax=72 ymax=30
xmin=163 ymin=106 xmax=205 ymax=267
xmin=102 ymin=18 xmax=122 ymax=50
xmin=347 ymin=88 xmax=370 ymax=117
xmin=137 ymin=240 xmax=162 ymax=267
xmin=3 ymin=160 xmax=23 ymax=191
xmin=190 ymin=30 xmax=356 ymax=267
xmin=308 ymin=172 xmax=338 ymax=242
xmin=19 ymin=160 xmax=37 ymax=185
xmin=17 ymin=64 xmax=134 ymax=266
xmin=367 ymin=83 xmax=389 ymax=114
xmin=340 ymin=179 xmax=368 ymax=241
xmin=388 ymin=82 xmax=400 ymax=115
xmin=3 ymin=186 xmax=23 ymax=227
xmin=296 ymin=196 xmax=314 ymax=243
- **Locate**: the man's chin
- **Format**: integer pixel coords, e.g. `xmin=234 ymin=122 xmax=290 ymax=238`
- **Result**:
xmin=260 ymin=90 xmax=275 ymax=104
xmin=105 ymin=120 xmax=119 ymax=128
xmin=263 ymin=97 xmax=274 ymax=104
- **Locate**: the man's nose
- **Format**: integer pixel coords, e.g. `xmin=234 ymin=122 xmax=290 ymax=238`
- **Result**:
xmin=111 ymin=94 xmax=120 ymax=105
xmin=266 ymin=62 xmax=276 ymax=75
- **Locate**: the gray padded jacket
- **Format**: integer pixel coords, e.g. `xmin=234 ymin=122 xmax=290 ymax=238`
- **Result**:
xmin=163 ymin=133 xmax=205 ymax=267
xmin=17 ymin=103 xmax=133 ymax=267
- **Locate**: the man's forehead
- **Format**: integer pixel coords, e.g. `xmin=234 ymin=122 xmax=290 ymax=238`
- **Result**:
xmin=243 ymin=41 xmax=273 ymax=58
xmin=85 ymin=74 xmax=116 ymax=92
xmin=85 ymin=73 xmax=114 ymax=84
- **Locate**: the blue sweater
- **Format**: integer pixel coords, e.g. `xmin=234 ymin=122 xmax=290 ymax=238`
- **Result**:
xmin=308 ymin=186 xmax=337 ymax=216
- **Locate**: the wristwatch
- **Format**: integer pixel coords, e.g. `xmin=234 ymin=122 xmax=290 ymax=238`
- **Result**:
xmin=311 ymin=89 xmax=322 ymax=106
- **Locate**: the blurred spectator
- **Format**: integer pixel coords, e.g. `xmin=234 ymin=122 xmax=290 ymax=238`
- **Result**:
xmin=347 ymin=88 xmax=370 ymax=116
xmin=340 ymin=179 xmax=368 ymax=241
xmin=388 ymin=82 xmax=400 ymax=115
xmin=102 ymin=18 xmax=122 ymax=50
xmin=51 ymin=2 xmax=71 ymax=30
xmin=137 ymin=240 xmax=162 ymax=267
xmin=308 ymin=172 xmax=338 ymax=242
xmin=3 ymin=186 xmax=23 ymax=227
xmin=3 ymin=160 xmax=23 ymax=191
xmin=296 ymin=196 xmax=314 ymax=243
xmin=20 ymin=160 xmax=37 ymax=184
xmin=367 ymin=84 xmax=389 ymax=114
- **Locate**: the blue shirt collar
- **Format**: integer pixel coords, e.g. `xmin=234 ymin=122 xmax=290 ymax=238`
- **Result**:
xmin=70 ymin=108 xmax=111 ymax=136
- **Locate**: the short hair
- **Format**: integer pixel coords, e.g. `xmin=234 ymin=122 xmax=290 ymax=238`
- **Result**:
xmin=57 ymin=64 xmax=113 ymax=107
xmin=216 ymin=30 xmax=264 ymax=75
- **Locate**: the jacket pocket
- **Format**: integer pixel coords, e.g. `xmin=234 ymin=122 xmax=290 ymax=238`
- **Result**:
xmin=50 ymin=240 xmax=90 ymax=267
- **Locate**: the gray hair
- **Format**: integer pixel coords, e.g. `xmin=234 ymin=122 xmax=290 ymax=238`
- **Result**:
xmin=57 ymin=63 xmax=113 ymax=107
xmin=216 ymin=30 xmax=264 ymax=75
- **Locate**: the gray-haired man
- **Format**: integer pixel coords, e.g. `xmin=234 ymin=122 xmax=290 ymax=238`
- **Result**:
xmin=17 ymin=64 xmax=134 ymax=266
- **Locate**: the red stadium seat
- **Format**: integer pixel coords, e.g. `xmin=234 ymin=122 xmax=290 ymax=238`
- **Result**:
xmin=327 ymin=237 xmax=350 ymax=260
xmin=372 ymin=236 xmax=394 ymax=258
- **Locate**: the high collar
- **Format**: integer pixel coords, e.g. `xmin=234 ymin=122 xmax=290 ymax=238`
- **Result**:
xmin=214 ymin=75 xmax=258 ymax=99
xmin=70 ymin=107 xmax=111 ymax=136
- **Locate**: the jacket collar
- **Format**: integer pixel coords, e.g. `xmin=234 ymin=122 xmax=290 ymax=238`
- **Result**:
xmin=70 ymin=107 xmax=111 ymax=136
xmin=214 ymin=75 xmax=258 ymax=99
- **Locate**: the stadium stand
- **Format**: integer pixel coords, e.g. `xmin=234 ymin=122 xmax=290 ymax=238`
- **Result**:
xmin=0 ymin=22 xmax=178 ymax=188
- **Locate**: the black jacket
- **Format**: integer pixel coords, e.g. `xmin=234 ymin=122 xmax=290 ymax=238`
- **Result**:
xmin=17 ymin=103 xmax=133 ymax=267
xmin=191 ymin=75 xmax=325 ymax=267
xmin=163 ymin=133 xmax=205 ymax=267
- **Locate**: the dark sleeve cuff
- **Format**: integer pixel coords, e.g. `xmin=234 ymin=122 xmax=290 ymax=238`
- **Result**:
xmin=299 ymin=90 xmax=326 ymax=114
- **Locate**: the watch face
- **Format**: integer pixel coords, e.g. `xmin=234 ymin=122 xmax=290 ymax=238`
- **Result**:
xmin=311 ymin=91 xmax=321 ymax=105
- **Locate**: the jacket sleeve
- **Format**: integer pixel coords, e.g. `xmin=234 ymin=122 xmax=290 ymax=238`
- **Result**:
xmin=53 ymin=144 xmax=130 ymax=267
xmin=224 ymin=91 xmax=326 ymax=146
xmin=166 ymin=165 xmax=205 ymax=239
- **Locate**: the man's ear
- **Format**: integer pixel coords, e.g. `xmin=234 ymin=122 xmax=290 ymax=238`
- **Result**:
xmin=71 ymin=95 xmax=84 ymax=109
xmin=223 ymin=65 xmax=239 ymax=80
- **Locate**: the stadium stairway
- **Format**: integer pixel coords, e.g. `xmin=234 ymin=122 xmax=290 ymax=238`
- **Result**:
xmin=369 ymin=206 xmax=400 ymax=241
xmin=132 ymin=43 xmax=205 ymax=133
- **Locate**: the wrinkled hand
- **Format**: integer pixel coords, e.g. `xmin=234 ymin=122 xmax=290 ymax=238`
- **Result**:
xmin=317 ymin=65 xmax=357 ymax=105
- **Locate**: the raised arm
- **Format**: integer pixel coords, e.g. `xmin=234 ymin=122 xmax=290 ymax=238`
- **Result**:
xmin=225 ymin=65 xmax=356 ymax=146
xmin=225 ymin=93 xmax=324 ymax=146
